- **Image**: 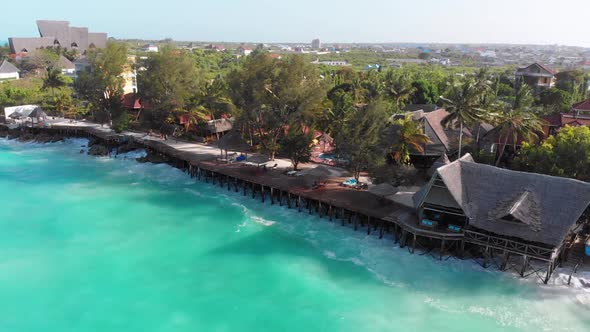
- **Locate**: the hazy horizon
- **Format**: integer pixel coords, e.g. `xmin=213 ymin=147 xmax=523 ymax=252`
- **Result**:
xmin=2 ymin=0 xmax=590 ymax=48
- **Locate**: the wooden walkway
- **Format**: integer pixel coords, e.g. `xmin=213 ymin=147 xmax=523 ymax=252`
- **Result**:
xmin=2 ymin=122 xmax=585 ymax=284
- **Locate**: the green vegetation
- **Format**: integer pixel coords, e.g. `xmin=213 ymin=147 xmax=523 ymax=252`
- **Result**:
xmin=440 ymin=78 xmax=490 ymax=157
xmin=280 ymin=123 xmax=314 ymax=171
xmin=227 ymin=51 xmax=326 ymax=160
xmin=2 ymin=42 xmax=590 ymax=184
xmin=335 ymin=100 xmax=389 ymax=180
xmin=386 ymin=115 xmax=431 ymax=165
xmin=514 ymin=126 xmax=590 ymax=181
xmin=494 ymin=108 xmax=544 ymax=166
xmin=76 ymin=41 xmax=128 ymax=126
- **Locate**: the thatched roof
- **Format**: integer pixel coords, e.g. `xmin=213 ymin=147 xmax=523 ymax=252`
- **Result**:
xmin=301 ymin=165 xmax=333 ymax=179
xmin=387 ymin=186 xmax=421 ymax=208
xmin=28 ymin=108 xmax=47 ymax=118
xmin=216 ymin=131 xmax=250 ymax=151
xmin=0 ymin=60 xmax=19 ymax=74
xmin=246 ymin=154 xmax=270 ymax=165
xmin=9 ymin=37 xmax=54 ymax=53
xmin=415 ymin=154 xmax=590 ymax=247
xmin=58 ymin=55 xmax=75 ymax=70
xmin=207 ymin=117 xmax=234 ymax=133
xmin=427 ymin=154 xmax=450 ymax=177
xmin=390 ymin=108 xmax=472 ymax=155
xmin=7 ymin=105 xmax=44 ymax=119
xmin=369 ymin=183 xmax=398 ymax=198
xmin=9 ymin=21 xmax=106 ymax=54
xmin=316 ymin=132 xmax=334 ymax=143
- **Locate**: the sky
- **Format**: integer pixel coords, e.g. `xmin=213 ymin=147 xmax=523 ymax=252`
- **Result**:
xmin=2 ymin=0 xmax=590 ymax=47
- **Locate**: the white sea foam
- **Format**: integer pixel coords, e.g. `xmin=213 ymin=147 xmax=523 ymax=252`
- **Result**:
xmin=251 ymin=215 xmax=275 ymax=226
xmin=116 ymin=149 xmax=147 ymax=159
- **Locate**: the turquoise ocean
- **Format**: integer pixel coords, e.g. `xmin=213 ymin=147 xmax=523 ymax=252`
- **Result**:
xmin=0 ymin=138 xmax=588 ymax=331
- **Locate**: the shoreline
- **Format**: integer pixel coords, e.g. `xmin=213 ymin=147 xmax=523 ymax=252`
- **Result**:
xmin=1 ymin=122 xmax=589 ymax=290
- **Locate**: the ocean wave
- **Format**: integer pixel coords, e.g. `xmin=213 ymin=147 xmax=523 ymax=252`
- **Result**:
xmin=115 ymin=149 xmax=147 ymax=159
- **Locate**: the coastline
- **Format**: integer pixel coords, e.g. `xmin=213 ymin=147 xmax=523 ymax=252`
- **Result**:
xmin=1 ymin=122 xmax=589 ymax=292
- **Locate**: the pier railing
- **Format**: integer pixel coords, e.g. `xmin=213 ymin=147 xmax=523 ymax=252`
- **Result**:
xmin=464 ymin=230 xmax=555 ymax=261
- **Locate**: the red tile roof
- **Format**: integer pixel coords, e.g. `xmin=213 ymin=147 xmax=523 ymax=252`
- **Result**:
xmin=560 ymin=114 xmax=590 ymax=127
xmin=572 ymin=99 xmax=590 ymax=111
xmin=536 ymin=63 xmax=557 ymax=75
xmin=542 ymin=113 xmax=562 ymax=127
xmin=542 ymin=113 xmax=590 ymax=128
xmin=517 ymin=63 xmax=556 ymax=76
xmin=122 ymin=93 xmax=151 ymax=110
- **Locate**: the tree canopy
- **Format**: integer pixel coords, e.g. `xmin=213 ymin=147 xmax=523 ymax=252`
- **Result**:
xmin=138 ymin=45 xmax=203 ymax=124
xmin=514 ymin=126 xmax=590 ymax=181
xmin=228 ymin=52 xmax=325 ymax=159
xmin=335 ymin=100 xmax=389 ymax=180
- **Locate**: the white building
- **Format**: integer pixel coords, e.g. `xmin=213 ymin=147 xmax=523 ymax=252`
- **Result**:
xmin=237 ymin=46 xmax=253 ymax=56
xmin=143 ymin=44 xmax=159 ymax=52
xmin=0 ymin=60 xmax=20 ymax=81
xmin=311 ymin=59 xmax=349 ymax=66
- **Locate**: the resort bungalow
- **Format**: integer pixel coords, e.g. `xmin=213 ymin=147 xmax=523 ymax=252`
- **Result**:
xmin=58 ymin=56 xmax=76 ymax=78
xmin=411 ymin=154 xmax=590 ymax=282
xmin=0 ymin=60 xmax=20 ymax=81
xmin=9 ymin=20 xmax=107 ymax=55
xmin=515 ymin=63 xmax=556 ymax=93
xmin=391 ymin=108 xmax=474 ymax=168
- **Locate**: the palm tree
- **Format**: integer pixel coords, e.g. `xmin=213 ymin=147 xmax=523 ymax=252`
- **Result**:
xmin=43 ymin=67 xmax=67 ymax=98
xmin=513 ymin=84 xmax=534 ymax=110
xmin=440 ymin=78 xmax=490 ymax=158
xmin=197 ymin=79 xmax=234 ymax=120
xmin=188 ymin=79 xmax=235 ymax=138
xmin=387 ymin=114 xmax=431 ymax=165
xmin=382 ymin=70 xmax=415 ymax=110
xmin=494 ymin=108 xmax=543 ymax=166
xmin=52 ymin=91 xmax=73 ymax=118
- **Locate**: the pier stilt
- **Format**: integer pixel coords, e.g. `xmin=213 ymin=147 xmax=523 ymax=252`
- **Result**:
xmin=520 ymin=255 xmax=529 ymax=277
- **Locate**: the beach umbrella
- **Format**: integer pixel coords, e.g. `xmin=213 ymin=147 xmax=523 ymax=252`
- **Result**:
xmin=216 ymin=131 xmax=251 ymax=158
xmin=301 ymin=166 xmax=333 ymax=187
xmin=247 ymin=154 xmax=270 ymax=165
xmin=368 ymin=183 xmax=398 ymax=198
xmin=301 ymin=165 xmax=333 ymax=179
xmin=9 ymin=112 xmax=23 ymax=119
xmin=28 ymin=108 xmax=48 ymax=120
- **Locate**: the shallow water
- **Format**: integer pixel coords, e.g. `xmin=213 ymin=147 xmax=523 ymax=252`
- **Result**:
xmin=0 ymin=138 xmax=588 ymax=332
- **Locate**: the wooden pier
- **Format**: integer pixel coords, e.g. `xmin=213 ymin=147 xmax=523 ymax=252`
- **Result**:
xmin=0 ymin=123 xmax=576 ymax=284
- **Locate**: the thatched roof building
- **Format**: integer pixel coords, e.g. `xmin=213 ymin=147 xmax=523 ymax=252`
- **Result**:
xmin=426 ymin=154 xmax=450 ymax=177
xmin=207 ymin=118 xmax=234 ymax=134
xmin=414 ymin=154 xmax=590 ymax=248
xmin=9 ymin=20 xmax=107 ymax=55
